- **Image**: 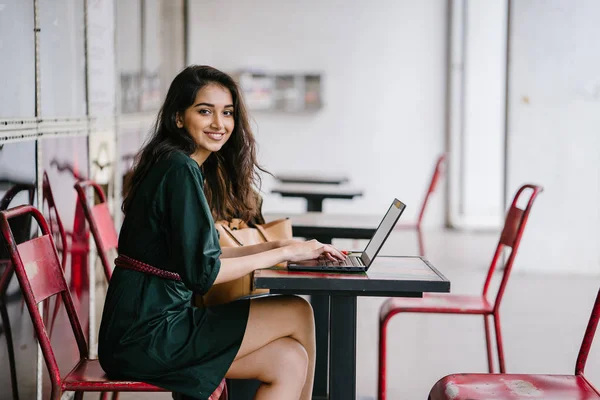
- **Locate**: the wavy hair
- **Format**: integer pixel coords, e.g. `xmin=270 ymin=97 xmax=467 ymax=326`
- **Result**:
xmin=122 ymin=65 xmax=267 ymax=222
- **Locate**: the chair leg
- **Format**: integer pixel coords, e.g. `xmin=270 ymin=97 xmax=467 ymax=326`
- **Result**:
xmin=483 ymin=315 xmax=494 ymax=373
xmin=0 ymin=265 xmax=19 ymax=400
xmin=0 ymin=297 xmax=19 ymax=400
xmin=378 ymin=315 xmax=390 ymax=400
xmin=111 ymin=392 xmax=119 ymax=400
xmin=74 ymin=392 xmax=84 ymax=400
xmin=493 ymin=312 xmax=506 ymax=373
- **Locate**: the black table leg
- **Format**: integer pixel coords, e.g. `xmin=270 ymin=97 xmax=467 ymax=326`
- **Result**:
xmin=329 ymin=295 xmax=357 ymax=400
xmin=306 ymin=197 xmax=324 ymax=212
xmin=310 ymin=294 xmax=330 ymax=400
xmin=309 ymin=235 xmax=333 ymax=400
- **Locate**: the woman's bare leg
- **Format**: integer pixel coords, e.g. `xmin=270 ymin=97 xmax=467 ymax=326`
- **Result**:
xmin=227 ymin=295 xmax=316 ymax=400
xmin=226 ymin=337 xmax=308 ymax=399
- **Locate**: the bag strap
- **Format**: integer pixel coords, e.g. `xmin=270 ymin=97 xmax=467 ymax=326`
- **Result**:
xmin=254 ymin=224 xmax=270 ymax=242
xmin=218 ymin=221 xmax=270 ymax=246
xmin=218 ymin=223 xmax=245 ymax=246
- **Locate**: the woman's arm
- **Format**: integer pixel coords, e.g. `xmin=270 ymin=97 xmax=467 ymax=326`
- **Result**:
xmin=214 ymin=247 xmax=288 ymax=285
xmin=213 ymin=240 xmax=345 ymax=285
xmin=220 ymin=239 xmax=303 ymax=258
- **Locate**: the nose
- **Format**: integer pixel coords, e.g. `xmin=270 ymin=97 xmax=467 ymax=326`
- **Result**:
xmin=210 ymin=113 xmax=224 ymax=130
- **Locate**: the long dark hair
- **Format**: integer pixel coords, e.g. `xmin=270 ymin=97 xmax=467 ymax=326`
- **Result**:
xmin=122 ymin=65 xmax=267 ymax=222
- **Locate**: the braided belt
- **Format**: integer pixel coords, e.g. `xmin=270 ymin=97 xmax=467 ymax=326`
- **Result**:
xmin=114 ymin=254 xmax=182 ymax=281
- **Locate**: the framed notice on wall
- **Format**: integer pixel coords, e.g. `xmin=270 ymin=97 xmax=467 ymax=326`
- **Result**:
xmin=234 ymin=70 xmax=323 ymax=112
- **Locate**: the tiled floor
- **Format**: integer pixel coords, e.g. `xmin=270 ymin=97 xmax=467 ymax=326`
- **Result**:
xmin=4 ymin=228 xmax=600 ymax=399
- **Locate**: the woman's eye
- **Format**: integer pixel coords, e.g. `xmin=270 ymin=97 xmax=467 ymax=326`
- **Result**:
xmin=199 ymin=109 xmax=211 ymax=115
xmin=223 ymin=110 xmax=234 ymax=116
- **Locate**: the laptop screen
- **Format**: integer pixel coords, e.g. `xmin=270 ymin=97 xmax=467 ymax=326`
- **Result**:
xmin=361 ymin=199 xmax=406 ymax=266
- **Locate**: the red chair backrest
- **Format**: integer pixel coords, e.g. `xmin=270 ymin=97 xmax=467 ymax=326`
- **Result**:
xmin=0 ymin=205 xmax=88 ymax=396
xmin=416 ymin=153 xmax=447 ymax=227
xmin=482 ymin=184 xmax=543 ymax=309
xmin=74 ymin=180 xmax=118 ymax=281
xmin=42 ymin=172 xmax=68 ymax=270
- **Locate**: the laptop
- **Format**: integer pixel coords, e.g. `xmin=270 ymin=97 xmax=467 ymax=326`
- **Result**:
xmin=287 ymin=198 xmax=406 ymax=272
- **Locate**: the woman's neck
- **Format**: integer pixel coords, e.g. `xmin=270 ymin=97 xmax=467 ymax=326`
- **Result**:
xmin=190 ymin=148 xmax=211 ymax=167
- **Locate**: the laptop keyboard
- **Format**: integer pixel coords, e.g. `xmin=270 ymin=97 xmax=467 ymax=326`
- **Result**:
xmin=321 ymin=255 xmax=364 ymax=267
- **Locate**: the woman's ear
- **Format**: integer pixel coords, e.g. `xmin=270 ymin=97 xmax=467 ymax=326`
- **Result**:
xmin=175 ymin=112 xmax=184 ymax=129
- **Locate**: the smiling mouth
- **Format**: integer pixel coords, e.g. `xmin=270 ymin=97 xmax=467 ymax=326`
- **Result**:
xmin=205 ymin=132 xmax=225 ymax=141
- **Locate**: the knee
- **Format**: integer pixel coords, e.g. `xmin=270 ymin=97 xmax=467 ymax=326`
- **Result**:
xmin=274 ymin=338 xmax=309 ymax=381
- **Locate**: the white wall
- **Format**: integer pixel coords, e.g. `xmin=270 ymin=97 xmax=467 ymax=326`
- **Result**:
xmin=187 ymin=0 xmax=448 ymax=226
xmin=507 ymin=0 xmax=600 ymax=274
xmin=115 ymin=0 xmax=141 ymax=73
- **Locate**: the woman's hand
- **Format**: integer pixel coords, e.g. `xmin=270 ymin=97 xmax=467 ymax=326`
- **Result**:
xmin=283 ymin=239 xmax=347 ymax=263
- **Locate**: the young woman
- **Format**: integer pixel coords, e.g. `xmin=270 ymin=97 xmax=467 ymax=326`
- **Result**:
xmin=98 ymin=65 xmax=346 ymax=400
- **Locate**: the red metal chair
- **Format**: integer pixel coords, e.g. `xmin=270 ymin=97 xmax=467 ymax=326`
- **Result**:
xmin=428 ymin=287 xmax=600 ymax=399
xmin=0 ymin=183 xmax=36 ymax=400
xmin=73 ymin=180 xmax=118 ymax=281
xmin=0 ymin=204 xmax=228 ymax=399
xmin=396 ymin=153 xmax=447 ymax=256
xmin=42 ymin=171 xmax=70 ymax=338
xmin=378 ymin=184 xmax=543 ymax=400
xmin=48 ymin=159 xmax=91 ymax=301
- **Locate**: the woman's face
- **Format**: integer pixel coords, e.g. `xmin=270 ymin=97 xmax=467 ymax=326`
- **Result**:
xmin=177 ymin=83 xmax=235 ymax=163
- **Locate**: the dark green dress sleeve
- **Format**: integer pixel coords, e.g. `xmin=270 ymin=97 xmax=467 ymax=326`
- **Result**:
xmin=163 ymin=164 xmax=221 ymax=295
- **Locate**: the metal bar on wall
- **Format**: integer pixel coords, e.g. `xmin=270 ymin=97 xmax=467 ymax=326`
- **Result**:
xmin=32 ymin=0 xmax=44 ymax=397
xmin=0 ymin=117 xmax=90 ymax=141
xmin=83 ymin=0 xmax=98 ymax=361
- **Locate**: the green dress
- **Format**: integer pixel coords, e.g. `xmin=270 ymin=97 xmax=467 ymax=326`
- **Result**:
xmin=98 ymin=151 xmax=250 ymax=399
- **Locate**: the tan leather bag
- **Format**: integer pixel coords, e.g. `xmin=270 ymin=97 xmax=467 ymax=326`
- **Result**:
xmin=196 ymin=218 xmax=292 ymax=307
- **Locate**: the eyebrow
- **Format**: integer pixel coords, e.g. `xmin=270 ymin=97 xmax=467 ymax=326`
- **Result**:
xmin=193 ymin=102 xmax=234 ymax=108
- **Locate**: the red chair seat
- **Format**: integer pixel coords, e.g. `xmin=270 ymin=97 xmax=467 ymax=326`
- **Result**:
xmin=429 ymin=373 xmax=600 ymax=400
xmin=380 ymin=293 xmax=493 ymax=320
xmin=63 ymin=359 xmax=165 ymax=392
